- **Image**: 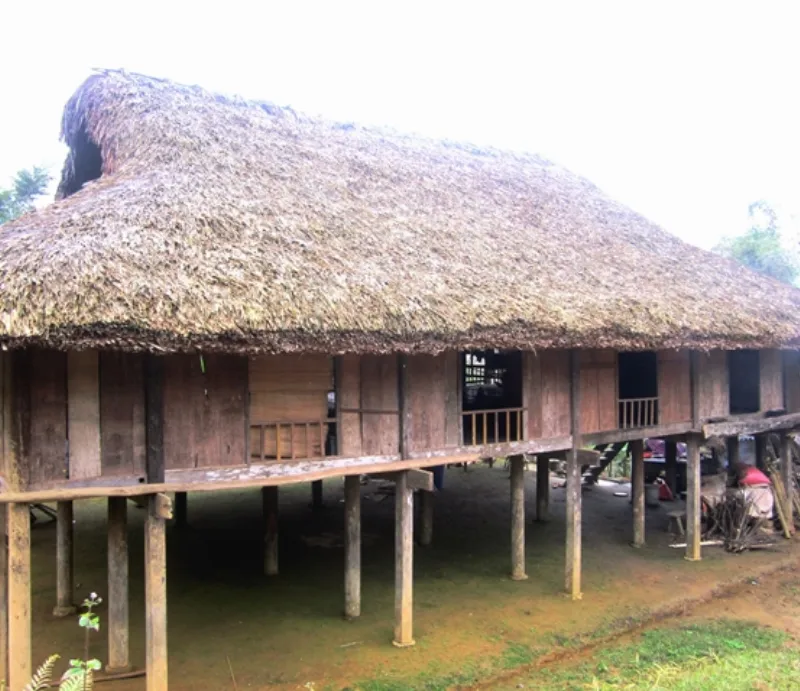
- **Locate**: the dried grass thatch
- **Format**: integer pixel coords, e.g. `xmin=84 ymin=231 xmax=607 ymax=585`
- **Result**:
xmin=2 ymin=69 xmax=800 ymax=354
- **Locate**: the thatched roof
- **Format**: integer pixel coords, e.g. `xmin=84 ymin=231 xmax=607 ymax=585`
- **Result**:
xmin=1 ymin=69 xmax=799 ymax=354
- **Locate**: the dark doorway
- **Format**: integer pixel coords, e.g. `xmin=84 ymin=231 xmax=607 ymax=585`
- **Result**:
xmin=461 ymin=350 xmax=523 ymax=444
xmin=618 ymin=352 xmax=658 ymax=428
xmin=729 ymin=350 xmax=760 ymax=414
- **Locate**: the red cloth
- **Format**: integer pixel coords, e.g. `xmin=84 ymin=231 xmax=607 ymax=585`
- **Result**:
xmin=740 ymin=466 xmax=771 ymax=486
xmin=658 ymin=482 xmax=674 ymax=501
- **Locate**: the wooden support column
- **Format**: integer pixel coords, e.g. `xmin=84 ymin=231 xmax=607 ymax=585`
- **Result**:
xmin=536 ymin=455 xmax=549 ymax=522
xmin=418 ymin=490 xmax=433 ymax=547
xmin=311 ymin=480 xmax=323 ymax=510
xmin=145 ymin=495 xmax=168 ymax=691
xmin=7 ymin=503 xmax=31 ymax=691
xmin=174 ymin=492 xmax=188 ymax=528
xmin=780 ymin=432 xmax=794 ymax=526
xmin=53 ymin=500 xmax=77 ymax=617
xmin=565 ymin=350 xmax=582 ymax=600
xmin=107 ymin=497 xmax=130 ymax=673
xmin=145 ymin=355 xmax=165 ymax=484
xmin=664 ymin=440 xmax=678 ymax=496
xmin=262 ymin=486 xmax=279 ymax=576
xmin=726 ymin=435 xmax=740 ymax=476
xmin=685 ymin=434 xmax=702 ymax=562
xmin=755 ymin=433 xmax=767 ymax=471
xmin=0 ymin=504 xmax=6 ymax=688
xmin=393 ymin=470 xmax=414 ymax=647
xmin=344 ymin=475 xmax=361 ymax=619
xmin=510 ymin=455 xmax=527 ymax=580
xmin=630 ymin=440 xmax=645 ymax=548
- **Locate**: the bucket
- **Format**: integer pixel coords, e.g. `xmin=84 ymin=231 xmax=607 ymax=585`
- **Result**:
xmin=645 ymin=484 xmax=660 ymax=507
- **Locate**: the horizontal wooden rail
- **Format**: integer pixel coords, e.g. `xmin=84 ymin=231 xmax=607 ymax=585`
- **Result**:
xmin=618 ymin=397 xmax=658 ymax=430
xmin=462 ymin=407 xmax=526 ymax=446
xmin=250 ymin=418 xmax=336 ymax=462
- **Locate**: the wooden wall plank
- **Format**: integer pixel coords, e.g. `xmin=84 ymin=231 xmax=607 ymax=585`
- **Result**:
xmin=526 ymin=350 xmax=572 ymax=439
xmin=657 ymin=350 xmax=692 ymax=424
xmin=406 ymin=354 xmax=447 ymax=453
xmin=696 ymin=350 xmax=729 ymax=420
xmin=360 ymin=355 xmax=399 ymax=456
xmin=579 ymin=349 xmax=616 ymax=434
xmin=443 ymin=351 xmax=460 ymax=446
xmin=784 ymin=351 xmax=800 ymax=413
xmin=164 ymin=354 xmax=248 ymax=470
xmin=10 ymin=351 xmax=31 ymax=490
xmin=67 ymin=351 xmax=101 ymax=479
xmin=338 ymin=355 xmax=362 ymax=457
xmin=100 ymin=353 xmax=145 ymax=477
xmin=760 ymin=349 xmax=784 ymax=411
xmin=28 ymin=350 xmax=68 ymax=485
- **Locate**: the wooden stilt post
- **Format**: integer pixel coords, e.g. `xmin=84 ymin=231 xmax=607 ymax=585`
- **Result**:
xmin=631 ymin=439 xmax=645 ymax=548
xmin=263 ymin=486 xmax=279 ymax=576
xmin=536 ymin=455 xmax=549 ymax=521
xmin=8 ymin=503 xmax=31 ymax=691
xmin=344 ymin=475 xmax=361 ymax=619
xmin=685 ymin=434 xmax=702 ymax=561
xmin=311 ymin=479 xmax=323 ymax=510
xmin=393 ymin=470 xmax=414 ymax=647
xmin=664 ymin=440 xmax=678 ymax=496
xmin=53 ymin=500 xmax=76 ymax=617
xmin=755 ymin=433 xmax=767 ymax=471
xmin=780 ymin=431 xmax=794 ymax=526
xmin=419 ymin=490 xmax=433 ymax=547
xmin=145 ymin=495 xmax=168 ymax=691
xmin=510 ymin=455 xmax=527 ymax=580
xmin=107 ymin=497 xmax=130 ymax=673
xmin=174 ymin=492 xmax=188 ymax=528
xmin=565 ymin=350 xmax=582 ymax=600
xmin=0 ymin=504 xmax=7 ymax=688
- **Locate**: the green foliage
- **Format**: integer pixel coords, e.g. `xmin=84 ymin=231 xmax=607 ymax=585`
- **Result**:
xmin=23 ymin=655 xmax=59 ymax=691
xmin=715 ymin=200 xmax=799 ymax=284
xmin=0 ymin=166 xmax=51 ymax=224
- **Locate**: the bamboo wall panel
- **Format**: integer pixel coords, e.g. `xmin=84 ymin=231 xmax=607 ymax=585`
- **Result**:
xmin=360 ymin=355 xmax=399 ymax=456
xmin=100 ymin=353 xmax=146 ymax=477
xmin=784 ymin=351 xmax=800 ymax=413
xmin=28 ymin=350 xmax=68 ymax=485
xmin=164 ymin=354 xmax=248 ymax=469
xmin=338 ymin=355 xmax=362 ymax=456
xmin=579 ymin=349 xmax=617 ymax=433
xmin=696 ymin=350 xmax=729 ymax=420
xmin=67 ymin=351 xmax=102 ymax=479
xmin=760 ymin=349 xmax=784 ymax=411
xmin=249 ymin=354 xmax=331 ymax=458
xmin=657 ymin=350 xmax=691 ymax=424
xmin=526 ymin=350 xmax=571 ymax=439
xmin=406 ymin=354 xmax=448 ymax=452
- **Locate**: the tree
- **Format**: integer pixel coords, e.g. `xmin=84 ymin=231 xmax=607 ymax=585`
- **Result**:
xmin=0 ymin=166 xmax=52 ymax=224
xmin=714 ymin=201 xmax=799 ymax=284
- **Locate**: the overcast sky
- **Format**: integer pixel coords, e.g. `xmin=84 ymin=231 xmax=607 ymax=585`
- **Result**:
xmin=3 ymin=1 xmax=799 ymax=249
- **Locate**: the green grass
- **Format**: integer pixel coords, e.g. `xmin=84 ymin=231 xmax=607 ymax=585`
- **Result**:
xmin=514 ymin=620 xmax=797 ymax=690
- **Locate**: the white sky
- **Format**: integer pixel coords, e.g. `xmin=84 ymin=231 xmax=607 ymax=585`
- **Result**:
xmin=2 ymin=1 xmax=800 ymax=249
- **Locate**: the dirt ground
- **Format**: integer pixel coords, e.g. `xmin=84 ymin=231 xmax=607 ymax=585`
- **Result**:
xmin=26 ymin=464 xmax=799 ymax=690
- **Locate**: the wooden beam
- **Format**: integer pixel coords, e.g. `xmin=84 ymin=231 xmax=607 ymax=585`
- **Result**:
xmin=262 ymin=486 xmax=279 ymax=576
xmin=510 ymin=455 xmax=527 ymax=581
xmin=344 ymin=475 xmax=360 ymax=619
xmin=7 ymin=502 xmax=31 ymax=690
xmin=536 ymin=455 xmax=549 ymax=522
xmin=565 ymin=350 xmax=582 ymax=600
xmin=418 ymin=490 xmax=433 ymax=547
xmin=702 ymin=412 xmax=800 ymax=439
xmin=393 ymin=470 xmax=414 ymax=647
xmin=408 ymin=436 xmax=573 ymax=460
xmin=311 ymin=479 xmax=323 ymax=510
xmin=107 ymin=497 xmax=130 ymax=673
xmin=685 ymin=434 xmax=702 ymax=562
xmin=780 ymin=431 xmax=794 ymax=526
xmin=630 ymin=440 xmax=645 ymax=548
xmin=371 ymin=469 xmax=433 ymax=492
xmin=145 ymin=494 xmax=168 ymax=691
xmin=583 ymin=422 xmax=695 ymax=447
xmin=174 ymin=491 xmax=188 ymax=528
xmin=398 ymin=354 xmax=411 ymax=459
xmin=145 ymin=355 xmax=165 ymax=484
xmin=53 ymin=500 xmax=76 ymax=617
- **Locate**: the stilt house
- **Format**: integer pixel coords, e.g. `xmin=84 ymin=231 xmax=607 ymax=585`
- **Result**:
xmin=1 ymin=70 xmax=799 ymax=689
